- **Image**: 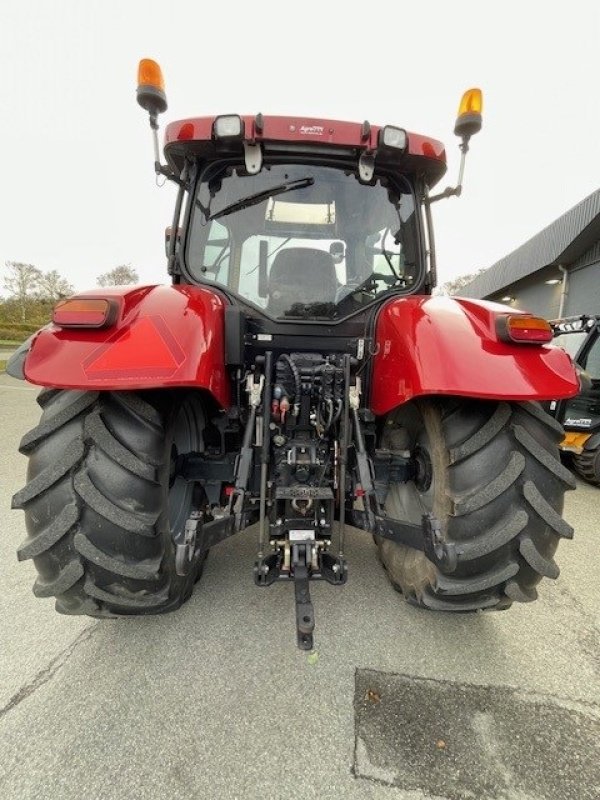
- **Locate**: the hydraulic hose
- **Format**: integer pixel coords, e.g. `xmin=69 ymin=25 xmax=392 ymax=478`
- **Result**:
xmin=280 ymin=354 xmax=301 ymax=416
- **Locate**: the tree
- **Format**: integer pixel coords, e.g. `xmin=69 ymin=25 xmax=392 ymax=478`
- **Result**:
xmin=37 ymin=270 xmax=74 ymax=302
xmin=436 ymin=267 xmax=488 ymax=296
xmin=97 ymin=264 xmax=139 ymax=287
xmin=2 ymin=261 xmax=42 ymax=321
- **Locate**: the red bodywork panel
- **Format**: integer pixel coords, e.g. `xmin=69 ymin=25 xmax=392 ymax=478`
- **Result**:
xmin=23 ymin=285 xmax=231 ymax=408
xmin=370 ymin=296 xmax=580 ymax=416
xmin=164 ymin=115 xmax=447 ymax=187
xmin=165 ymin=114 xmax=446 ymax=163
xmin=23 ymin=289 xmax=579 ymax=417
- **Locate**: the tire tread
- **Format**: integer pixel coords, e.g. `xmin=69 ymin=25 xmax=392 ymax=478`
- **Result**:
xmin=84 ymin=410 xmax=160 ymax=478
xmin=378 ymin=399 xmax=574 ymax=613
xmin=19 ymin=392 xmax=99 ymax=453
xmin=33 ymin=559 xmax=84 ymax=597
xmin=12 ymin=439 xmax=84 ymax=508
xmin=13 ymin=389 xmax=206 ymax=616
xmin=453 ymin=451 xmax=525 ymax=515
xmin=73 ymin=470 xmax=158 ymax=535
xmin=17 ymin=503 xmax=79 ymax=561
xmin=74 ymin=533 xmax=161 ymax=580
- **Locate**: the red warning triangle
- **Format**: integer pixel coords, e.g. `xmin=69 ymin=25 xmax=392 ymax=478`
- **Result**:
xmin=84 ymin=316 xmax=184 ymax=377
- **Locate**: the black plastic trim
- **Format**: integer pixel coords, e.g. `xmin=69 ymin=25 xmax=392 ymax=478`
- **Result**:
xmin=5 ymin=335 xmax=34 ymax=380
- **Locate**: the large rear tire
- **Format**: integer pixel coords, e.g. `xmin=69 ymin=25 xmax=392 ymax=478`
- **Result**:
xmin=13 ymin=389 xmax=209 ymax=617
xmin=376 ymin=398 xmax=576 ymax=610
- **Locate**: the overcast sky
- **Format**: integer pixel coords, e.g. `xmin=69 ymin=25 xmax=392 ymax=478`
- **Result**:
xmin=1 ymin=0 xmax=598 ymax=296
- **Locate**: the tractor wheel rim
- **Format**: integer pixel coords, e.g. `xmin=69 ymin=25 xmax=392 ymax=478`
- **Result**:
xmin=389 ymin=426 xmax=435 ymax=523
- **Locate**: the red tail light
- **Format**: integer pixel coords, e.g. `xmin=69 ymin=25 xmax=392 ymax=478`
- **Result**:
xmin=53 ymin=298 xmax=117 ymax=328
xmin=497 ymin=314 xmax=553 ymax=344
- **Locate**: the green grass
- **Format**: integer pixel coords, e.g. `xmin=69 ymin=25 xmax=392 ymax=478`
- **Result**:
xmin=0 ymin=339 xmax=20 ymax=347
xmin=0 ymin=360 xmax=7 ymax=372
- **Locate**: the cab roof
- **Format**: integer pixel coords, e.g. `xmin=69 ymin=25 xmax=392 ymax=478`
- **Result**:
xmin=164 ymin=114 xmax=447 ymax=187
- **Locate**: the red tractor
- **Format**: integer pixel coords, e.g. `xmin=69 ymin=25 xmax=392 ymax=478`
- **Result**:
xmin=9 ymin=60 xmax=581 ymax=649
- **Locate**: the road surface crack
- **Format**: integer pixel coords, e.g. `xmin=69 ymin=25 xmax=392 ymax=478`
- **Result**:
xmin=0 ymin=624 xmax=97 ymax=720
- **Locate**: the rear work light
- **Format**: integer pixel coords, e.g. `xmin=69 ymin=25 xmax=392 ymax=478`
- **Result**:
xmin=213 ymin=115 xmax=244 ymax=139
xmin=497 ymin=314 xmax=553 ymax=344
xmin=53 ymin=298 xmax=117 ymax=329
xmin=379 ymin=126 xmax=407 ymax=151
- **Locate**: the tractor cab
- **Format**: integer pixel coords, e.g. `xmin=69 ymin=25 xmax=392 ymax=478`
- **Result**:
xmin=181 ymin=161 xmax=421 ymax=321
xmin=160 ymin=114 xmax=449 ymax=321
xmin=142 ymin=58 xmax=482 ymax=328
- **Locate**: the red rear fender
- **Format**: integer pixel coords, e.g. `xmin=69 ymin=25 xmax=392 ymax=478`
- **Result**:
xmin=370 ymin=296 xmax=579 ymax=416
xmin=23 ymin=285 xmax=230 ymax=408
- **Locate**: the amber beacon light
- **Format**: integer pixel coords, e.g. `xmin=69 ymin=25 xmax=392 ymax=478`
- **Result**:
xmin=137 ymin=58 xmax=167 ymax=116
xmin=454 ymin=88 xmax=483 ymax=138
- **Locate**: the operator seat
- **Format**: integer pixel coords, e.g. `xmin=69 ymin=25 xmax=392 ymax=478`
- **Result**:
xmin=267 ymin=247 xmax=338 ymax=316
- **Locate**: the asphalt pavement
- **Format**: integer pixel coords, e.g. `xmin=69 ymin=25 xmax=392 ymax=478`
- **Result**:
xmin=1 ymin=372 xmax=599 ymax=800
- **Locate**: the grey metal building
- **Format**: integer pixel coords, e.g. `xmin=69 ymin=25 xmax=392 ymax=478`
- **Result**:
xmin=456 ymin=188 xmax=600 ymax=319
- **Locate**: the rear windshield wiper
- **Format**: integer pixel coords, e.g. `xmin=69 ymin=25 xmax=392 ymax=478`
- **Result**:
xmin=207 ymin=177 xmax=314 ymax=221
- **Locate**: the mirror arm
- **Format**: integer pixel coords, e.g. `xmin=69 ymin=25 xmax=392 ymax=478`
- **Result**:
xmin=148 ymin=111 xmax=161 ymax=172
xmin=143 ymin=107 xmax=180 ymax=185
xmin=155 ymin=162 xmax=182 ymax=186
xmin=427 ymin=135 xmax=470 ymax=203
